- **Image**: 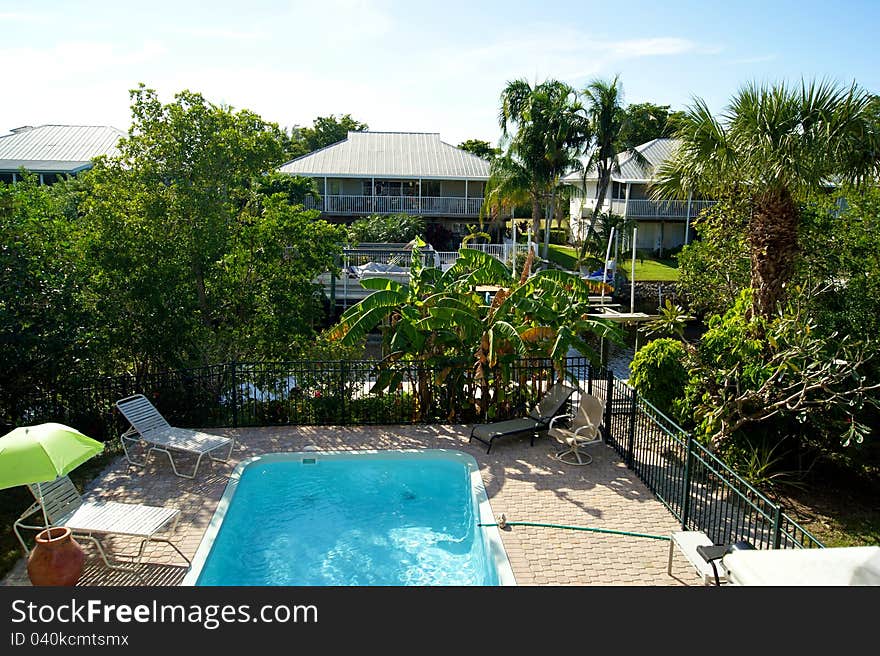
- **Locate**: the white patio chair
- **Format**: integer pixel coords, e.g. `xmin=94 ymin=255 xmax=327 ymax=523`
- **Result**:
xmin=13 ymin=476 xmax=190 ymax=571
xmin=548 ymin=392 xmax=605 ymax=465
xmin=115 ymin=394 xmax=234 ymax=479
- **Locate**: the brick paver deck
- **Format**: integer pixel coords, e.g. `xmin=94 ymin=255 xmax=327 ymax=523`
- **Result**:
xmin=2 ymin=425 xmax=704 ymax=586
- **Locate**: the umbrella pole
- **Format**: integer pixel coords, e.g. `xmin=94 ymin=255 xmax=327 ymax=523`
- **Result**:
xmin=37 ymin=482 xmax=49 ymax=528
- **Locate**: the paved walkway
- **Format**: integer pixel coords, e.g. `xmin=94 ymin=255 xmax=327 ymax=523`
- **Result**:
xmin=3 ymin=425 xmax=703 ymax=586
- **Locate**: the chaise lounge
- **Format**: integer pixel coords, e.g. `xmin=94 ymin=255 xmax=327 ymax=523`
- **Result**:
xmin=14 ymin=475 xmax=190 ymax=570
xmin=115 ymin=394 xmax=235 ymax=479
xmin=469 ymin=381 xmax=577 ymax=453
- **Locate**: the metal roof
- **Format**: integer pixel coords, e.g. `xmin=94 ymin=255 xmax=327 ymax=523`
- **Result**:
xmin=279 ymin=131 xmax=490 ymax=180
xmin=0 ymin=125 xmax=124 ymax=173
xmin=564 ymin=138 xmax=681 ymax=184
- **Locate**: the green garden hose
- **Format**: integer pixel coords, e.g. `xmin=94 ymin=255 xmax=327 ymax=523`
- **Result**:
xmin=479 ymin=515 xmax=670 ymax=541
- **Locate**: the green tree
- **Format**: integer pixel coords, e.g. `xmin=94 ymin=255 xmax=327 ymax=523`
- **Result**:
xmin=481 ymin=153 xmax=532 ymax=240
xmin=498 ymin=78 xmax=590 ymax=258
xmin=575 ymin=76 xmax=648 ymax=265
xmin=618 ymin=102 xmax=682 ymax=150
xmin=653 ymin=80 xmax=880 ymax=320
xmin=347 ymin=213 xmax=425 ymax=244
xmin=79 ymin=85 xmax=344 ymax=373
xmin=300 ymin=114 xmax=368 ymax=152
xmin=252 ymin=171 xmax=321 ymax=207
xmin=0 ymin=175 xmax=93 ymax=425
xmin=330 ymin=242 xmax=614 ymax=419
xmin=457 ymin=139 xmax=500 ymax=160
xmin=676 ymin=199 xmax=751 ymax=317
xmin=630 ymin=338 xmax=688 ymax=419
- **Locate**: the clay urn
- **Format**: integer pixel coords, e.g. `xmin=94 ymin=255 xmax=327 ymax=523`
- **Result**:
xmin=26 ymin=527 xmax=85 ymax=586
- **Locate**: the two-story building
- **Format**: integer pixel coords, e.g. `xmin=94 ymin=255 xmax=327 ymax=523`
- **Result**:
xmin=565 ymin=138 xmax=715 ymax=253
xmin=0 ymin=124 xmax=124 ymax=184
xmin=278 ymin=131 xmax=489 ymax=239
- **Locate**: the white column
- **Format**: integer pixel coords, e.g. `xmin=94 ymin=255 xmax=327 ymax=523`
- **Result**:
xmin=418 ymin=178 xmax=422 ymax=213
xmin=685 ymin=191 xmax=693 ymax=245
xmin=631 ymin=226 xmax=637 ymax=314
xmin=624 ymin=182 xmax=631 ymax=217
xmin=39 ymin=173 xmax=44 ymax=185
xmin=323 ymin=177 xmax=328 ymax=212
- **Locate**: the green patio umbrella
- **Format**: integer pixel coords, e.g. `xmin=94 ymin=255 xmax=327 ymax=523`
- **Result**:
xmin=0 ymin=423 xmax=105 ymax=526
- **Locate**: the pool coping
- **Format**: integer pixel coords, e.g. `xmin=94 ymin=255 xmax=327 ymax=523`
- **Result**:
xmin=181 ymin=448 xmax=517 ymax=586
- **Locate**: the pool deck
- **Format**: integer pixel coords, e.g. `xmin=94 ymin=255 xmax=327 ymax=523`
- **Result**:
xmin=2 ymin=424 xmax=704 ymax=586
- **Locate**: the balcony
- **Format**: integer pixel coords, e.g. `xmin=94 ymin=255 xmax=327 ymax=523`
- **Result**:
xmin=579 ymin=198 xmax=716 ymax=219
xmin=304 ymin=195 xmax=483 ymax=217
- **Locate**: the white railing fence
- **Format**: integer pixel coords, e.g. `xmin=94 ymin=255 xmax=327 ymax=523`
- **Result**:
xmin=304 ymin=195 xmax=484 ymax=216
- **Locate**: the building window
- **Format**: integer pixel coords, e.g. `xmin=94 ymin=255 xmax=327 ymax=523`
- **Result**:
xmin=423 ymin=180 xmax=441 ymax=197
xmin=328 ymin=180 xmax=341 ymax=195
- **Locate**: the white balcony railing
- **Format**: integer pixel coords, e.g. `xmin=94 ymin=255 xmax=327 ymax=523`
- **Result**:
xmin=578 ymin=197 xmax=716 ymax=219
xmin=304 ymin=195 xmax=483 ymax=216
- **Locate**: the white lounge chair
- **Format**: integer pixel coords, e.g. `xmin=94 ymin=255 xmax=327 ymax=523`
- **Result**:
xmin=13 ymin=476 xmax=190 ymax=570
xmin=548 ymin=392 xmax=605 ymax=465
xmin=115 ymin=394 xmax=234 ymax=479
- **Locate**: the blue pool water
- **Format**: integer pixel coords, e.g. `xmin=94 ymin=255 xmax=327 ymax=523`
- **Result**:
xmin=188 ymin=450 xmax=512 ymax=586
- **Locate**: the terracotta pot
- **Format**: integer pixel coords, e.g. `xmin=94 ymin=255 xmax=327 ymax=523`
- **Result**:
xmin=27 ymin=527 xmax=85 ymax=586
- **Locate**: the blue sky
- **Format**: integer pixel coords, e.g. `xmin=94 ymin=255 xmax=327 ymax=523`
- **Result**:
xmin=2 ymin=0 xmax=879 ymax=147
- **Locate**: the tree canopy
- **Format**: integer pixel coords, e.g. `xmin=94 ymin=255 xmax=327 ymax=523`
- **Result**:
xmin=77 ymin=86 xmax=346 ymax=373
xmin=457 ymin=139 xmax=500 ymax=160
xmin=617 ymin=102 xmax=686 ymax=150
xmin=654 ymin=79 xmax=880 ymax=319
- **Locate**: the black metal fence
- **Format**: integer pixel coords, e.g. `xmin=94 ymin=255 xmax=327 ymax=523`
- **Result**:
xmin=22 ymin=355 xmax=822 ymax=550
xmin=24 ymin=357 xmax=596 ymax=443
xmin=599 ymin=378 xmax=824 ymax=550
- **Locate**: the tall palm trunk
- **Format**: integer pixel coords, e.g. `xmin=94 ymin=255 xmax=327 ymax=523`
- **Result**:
xmin=577 ymin=166 xmax=611 ymax=263
xmin=531 ymin=197 xmax=541 ymax=238
xmin=543 ymin=187 xmax=557 ymax=259
xmin=749 ymin=187 xmax=799 ymax=319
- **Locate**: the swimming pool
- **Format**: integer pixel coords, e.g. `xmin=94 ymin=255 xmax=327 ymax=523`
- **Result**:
xmin=182 ymin=450 xmax=516 ymax=586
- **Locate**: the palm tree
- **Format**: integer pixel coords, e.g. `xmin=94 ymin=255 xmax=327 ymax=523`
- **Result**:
xmin=499 ymin=79 xmax=590 ymax=258
xmin=481 ymin=152 xmax=533 ymax=239
xmin=653 ymin=80 xmax=880 ymax=319
xmin=576 ymin=76 xmax=647 ymax=265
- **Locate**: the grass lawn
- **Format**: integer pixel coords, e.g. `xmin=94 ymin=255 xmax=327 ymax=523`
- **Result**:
xmin=546 ymin=244 xmax=680 ymax=281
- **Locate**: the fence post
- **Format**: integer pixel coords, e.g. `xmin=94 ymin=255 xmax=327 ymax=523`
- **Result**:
xmin=771 ymin=504 xmax=783 ymax=549
xmin=681 ymin=433 xmax=693 ymax=530
xmin=339 ymin=360 xmax=347 ymax=426
xmin=230 ymin=360 xmax=238 ymax=429
xmin=603 ymin=369 xmax=614 ymax=442
xmin=626 ymin=385 xmax=637 ymax=468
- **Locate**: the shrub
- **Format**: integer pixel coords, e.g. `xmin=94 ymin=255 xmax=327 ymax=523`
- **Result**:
xmin=629 ymin=338 xmax=688 ymax=419
xmin=347 ymin=213 xmax=424 ymax=244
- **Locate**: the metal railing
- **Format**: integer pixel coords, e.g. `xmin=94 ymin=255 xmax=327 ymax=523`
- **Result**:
xmin=598 ymin=378 xmax=824 ymax=550
xmin=22 ymin=356 xmax=821 ymax=551
xmin=579 ymin=198 xmax=717 ymax=219
xmin=304 ymin=195 xmax=484 ymax=216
